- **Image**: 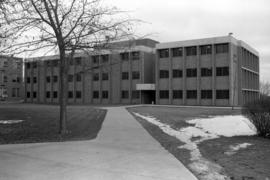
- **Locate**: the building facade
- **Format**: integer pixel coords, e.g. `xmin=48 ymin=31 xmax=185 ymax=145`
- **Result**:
xmin=0 ymin=55 xmax=23 ymax=101
xmin=24 ymin=39 xmax=158 ymax=104
xmin=24 ymin=36 xmax=259 ymax=106
xmin=155 ymin=36 xmax=259 ymax=106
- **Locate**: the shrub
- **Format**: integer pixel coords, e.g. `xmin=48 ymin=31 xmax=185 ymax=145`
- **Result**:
xmin=242 ymin=98 xmax=270 ymax=138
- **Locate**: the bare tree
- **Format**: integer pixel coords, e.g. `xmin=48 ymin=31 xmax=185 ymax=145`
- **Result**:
xmin=260 ymin=81 xmax=270 ymax=98
xmin=0 ymin=0 xmax=135 ymax=134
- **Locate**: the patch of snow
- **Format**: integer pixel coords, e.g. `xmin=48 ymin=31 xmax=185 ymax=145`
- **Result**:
xmin=188 ymin=115 xmax=256 ymax=137
xmin=225 ymin=143 xmax=252 ymax=156
xmin=133 ymin=112 xmax=227 ymax=180
xmin=0 ymin=120 xmax=24 ymax=124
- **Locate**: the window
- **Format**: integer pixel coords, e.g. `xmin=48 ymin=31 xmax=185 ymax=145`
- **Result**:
xmin=76 ymin=74 xmax=82 ymax=82
xmin=27 ymin=92 xmax=31 ymax=98
xmin=33 ymin=91 xmax=37 ymax=98
xmin=101 ymin=55 xmax=109 ymax=63
xmin=53 ymin=91 xmax=58 ymax=98
xmin=53 ymin=76 xmax=58 ymax=83
xmin=159 ymin=70 xmax=169 ymax=78
xmin=173 ymin=69 xmax=183 ymax=78
xmin=12 ymin=88 xmax=16 ymax=97
xmin=121 ymin=90 xmax=129 ymax=99
xmin=172 ymin=47 xmax=183 ymax=57
xmin=122 ymin=72 xmax=129 ymax=80
xmin=201 ymin=68 xmax=212 ymax=77
xmin=68 ymin=75 xmax=73 ymax=82
xmin=16 ymin=77 xmax=20 ymax=83
xmin=46 ymin=91 xmax=50 ymax=98
xmin=93 ymin=91 xmax=99 ymax=99
xmin=186 ymin=68 xmax=197 ymax=77
xmin=3 ymin=61 xmax=8 ymax=67
xmin=32 ymin=62 xmax=37 ymax=68
xmin=131 ymin=51 xmax=140 ymax=60
xmin=216 ymin=90 xmax=229 ymax=99
xmin=46 ymin=76 xmax=51 ymax=83
xmin=201 ymin=90 xmax=212 ymax=99
xmin=93 ymin=73 xmax=99 ymax=81
xmin=52 ymin=60 xmax=59 ymax=67
xmin=186 ymin=46 xmax=197 ymax=56
xmin=159 ymin=90 xmax=169 ymax=99
xmin=75 ymin=57 xmax=82 ymax=65
xmin=187 ymin=90 xmax=197 ymax=99
xmin=26 ymin=77 xmax=30 ymax=83
xmin=132 ymin=71 xmax=140 ymax=80
xmin=68 ymin=91 xmax=73 ymax=98
xmin=92 ymin=56 xmax=99 ymax=64
xmin=33 ymin=77 xmax=37 ymax=83
xmin=16 ymin=88 xmax=20 ymax=97
xmin=76 ymin=91 xmax=81 ymax=98
xmin=216 ymin=67 xmax=229 ymax=76
xmin=215 ymin=43 xmax=229 ymax=54
xmin=120 ymin=52 xmax=129 ymax=61
xmin=102 ymin=73 xmax=109 ymax=80
xmin=102 ymin=91 xmax=109 ymax=99
xmin=69 ymin=59 xmax=74 ymax=66
xmin=132 ymin=90 xmax=140 ymax=99
xmin=173 ymin=90 xmax=183 ymax=99
xmin=26 ymin=63 xmax=31 ymax=69
xmin=158 ymin=49 xmax=169 ymax=58
xmin=200 ymin=45 xmax=212 ymax=55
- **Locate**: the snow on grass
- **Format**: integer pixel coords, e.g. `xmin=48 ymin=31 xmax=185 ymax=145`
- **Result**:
xmin=133 ymin=112 xmax=256 ymax=180
xmin=0 ymin=120 xmax=24 ymax=124
xmin=188 ymin=115 xmax=256 ymax=137
xmin=225 ymin=143 xmax=253 ymax=156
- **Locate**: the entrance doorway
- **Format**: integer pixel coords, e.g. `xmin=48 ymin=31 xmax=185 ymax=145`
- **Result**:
xmin=141 ymin=90 xmax=155 ymax=104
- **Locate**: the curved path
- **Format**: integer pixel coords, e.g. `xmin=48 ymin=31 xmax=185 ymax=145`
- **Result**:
xmin=0 ymin=106 xmax=197 ymax=180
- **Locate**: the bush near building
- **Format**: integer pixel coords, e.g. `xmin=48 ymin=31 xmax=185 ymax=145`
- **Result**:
xmin=242 ymin=98 xmax=270 ymax=138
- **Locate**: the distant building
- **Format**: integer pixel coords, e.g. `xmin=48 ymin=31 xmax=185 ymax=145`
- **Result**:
xmin=24 ymin=36 xmax=260 ymax=106
xmin=0 ymin=55 xmax=23 ymax=101
xmin=24 ymin=39 xmax=158 ymax=104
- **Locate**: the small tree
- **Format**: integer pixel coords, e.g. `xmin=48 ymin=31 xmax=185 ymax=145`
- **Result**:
xmin=260 ymin=81 xmax=270 ymax=99
xmin=0 ymin=0 xmax=135 ymax=134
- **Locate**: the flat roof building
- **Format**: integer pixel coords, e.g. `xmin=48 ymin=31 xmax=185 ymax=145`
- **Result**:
xmin=24 ymin=36 xmax=259 ymax=106
xmin=155 ymin=35 xmax=259 ymax=106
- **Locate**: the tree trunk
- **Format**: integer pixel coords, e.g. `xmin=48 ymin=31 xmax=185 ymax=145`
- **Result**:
xmin=59 ymin=48 xmax=68 ymax=135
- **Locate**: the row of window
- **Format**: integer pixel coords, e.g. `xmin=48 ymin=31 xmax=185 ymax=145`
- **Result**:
xmin=159 ymin=67 xmax=229 ymax=78
xmin=159 ymin=90 xmax=229 ymax=99
xmin=26 ymin=90 xmax=141 ymax=99
xmin=158 ymin=43 xmax=229 ymax=58
xmin=1 ymin=76 xmax=21 ymax=83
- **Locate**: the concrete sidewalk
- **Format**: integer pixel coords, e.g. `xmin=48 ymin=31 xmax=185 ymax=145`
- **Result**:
xmin=0 ymin=107 xmax=197 ymax=180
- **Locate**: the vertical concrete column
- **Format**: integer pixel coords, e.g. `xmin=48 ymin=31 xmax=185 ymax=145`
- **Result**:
xmin=155 ymin=52 xmax=160 ymax=104
xmin=169 ymin=48 xmax=173 ymax=104
xmin=211 ymin=44 xmax=216 ymax=106
xmin=229 ymin=43 xmax=234 ymax=106
xmin=237 ymin=47 xmax=243 ymax=106
xmin=99 ymin=55 xmax=102 ymax=104
xmin=196 ymin=46 xmax=201 ymax=105
xmin=183 ymin=47 xmax=187 ymax=105
xmin=109 ymin=54 xmax=113 ymax=104
xmin=129 ymin=52 xmax=132 ymax=104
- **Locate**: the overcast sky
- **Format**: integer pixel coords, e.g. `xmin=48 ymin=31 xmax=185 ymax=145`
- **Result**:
xmin=106 ymin=0 xmax=270 ymax=81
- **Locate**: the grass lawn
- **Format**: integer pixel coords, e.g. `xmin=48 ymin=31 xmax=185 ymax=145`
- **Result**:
xmin=128 ymin=106 xmax=270 ymax=180
xmin=0 ymin=103 xmax=106 ymax=144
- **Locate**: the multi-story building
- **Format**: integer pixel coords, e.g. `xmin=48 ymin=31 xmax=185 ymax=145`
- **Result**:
xmin=24 ymin=36 xmax=259 ymax=106
xmin=24 ymin=39 xmax=158 ymax=104
xmin=0 ymin=55 xmax=23 ymax=101
xmin=155 ymin=35 xmax=259 ymax=106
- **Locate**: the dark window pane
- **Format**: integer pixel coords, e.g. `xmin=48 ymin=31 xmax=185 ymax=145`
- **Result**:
xmin=53 ymin=91 xmax=58 ymax=98
xmin=158 ymin=49 xmax=169 ymax=58
xmin=215 ymin=43 xmax=229 ymax=54
xmin=102 ymin=73 xmax=109 ymax=81
xmin=75 ymin=57 xmax=82 ymax=65
xmin=201 ymin=68 xmax=212 ymax=77
xmin=173 ymin=69 xmax=183 ymax=78
xmin=101 ymin=55 xmax=109 ymax=63
xmin=216 ymin=67 xmax=229 ymax=76
xmin=122 ymin=72 xmax=129 ymax=80
xmin=46 ymin=91 xmax=50 ymax=98
xmin=201 ymin=90 xmax=212 ymax=99
xmin=93 ymin=73 xmax=99 ymax=81
xmin=187 ymin=90 xmax=197 ymax=99
xmin=93 ymin=91 xmax=99 ymax=99
xmin=68 ymin=75 xmax=73 ymax=82
xmin=132 ymin=90 xmax=140 ymax=99
xmin=76 ymin=74 xmax=82 ymax=82
xmin=76 ymin=91 xmax=81 ymax=98
xmin=68 ymin=91 xmax=73 ymax=98
xmin=172 ymin=48 xmax=183 ymax=57
xmin=200 ymin=45 xmax=212 ymax=55
xmin=216 ymin=90 xmax=229 ymax=99
xmin=159 ymin=70 xmax=169 ymax=78
xmin=173 ymin=90 xmax=183 ymax=99
xmin=120 ymin=52 xmax=129 ymax=61
xmin=102 ymin=91 xmax=109 ymax=99
xmin=132 ymin=71 xmax=140 ymax=80
xmin=121 ymin=90 xmax=129 ymax=99
xmin=53 ymin=76 xmax=58 ymax=83
xmin=92 ymin=56 xmax=99 ymax=64
xmin=186 ymin=68 xmax=197 ymax=77
xmin=186 ymin=46 xmax=197 ymax=56
xmin=131 ymin=51 xmax=140 ymax=60
xmin=159 ymin=90 xmax=169 ymax=99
